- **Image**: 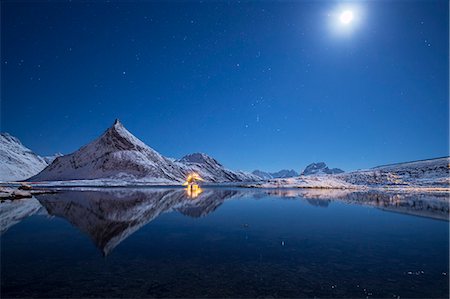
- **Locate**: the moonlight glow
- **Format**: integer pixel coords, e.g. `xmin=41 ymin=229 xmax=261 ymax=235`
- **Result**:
xmin=339 ymin=10 xmax=354 ymax=24
xmin=329 ymin=5 xmax=362 ymax=35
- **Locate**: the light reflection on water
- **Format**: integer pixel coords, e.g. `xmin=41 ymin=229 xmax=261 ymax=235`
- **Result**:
xmin=1 ymin=188 xmax=449 ymax=298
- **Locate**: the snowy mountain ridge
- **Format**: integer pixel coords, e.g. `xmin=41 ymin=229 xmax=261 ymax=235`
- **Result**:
xmin=252 ymin=169 xmax=299 ymax=179
xmin=0 ymin=133 xmax=49 ymax=181
xmin=179 ymin=152 xmax=260 ymax=182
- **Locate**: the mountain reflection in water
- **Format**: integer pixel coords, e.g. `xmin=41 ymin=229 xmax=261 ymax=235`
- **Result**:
xmin=1 ymin=188 xmax=448 ymax=256
xmin=1 ymin=187 xmax=448 ymax=298
xmin=36 ymin=189 xmax=240 ymax=255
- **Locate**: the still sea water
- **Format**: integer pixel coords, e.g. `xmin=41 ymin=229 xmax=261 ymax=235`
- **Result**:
xmin=1 ymin=187 xmax=449 ymax=298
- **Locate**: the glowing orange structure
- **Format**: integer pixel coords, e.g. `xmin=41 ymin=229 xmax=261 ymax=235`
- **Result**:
xmin=183 ymin=173 xmax=204 ymax=198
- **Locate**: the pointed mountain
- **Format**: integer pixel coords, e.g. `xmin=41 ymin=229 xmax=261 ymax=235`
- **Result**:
xmin=0 ymin=133 xmax=49 ymax=181
xmin=29 ymin=120 xmax=186 ymax=182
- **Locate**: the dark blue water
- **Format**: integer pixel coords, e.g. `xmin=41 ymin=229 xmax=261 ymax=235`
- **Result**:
xmin=1 ymin=188 xmax=449 ymax=298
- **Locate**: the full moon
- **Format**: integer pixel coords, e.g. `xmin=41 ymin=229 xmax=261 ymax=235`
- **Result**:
xmin=339 ymin=10 xmax=354 ymax=24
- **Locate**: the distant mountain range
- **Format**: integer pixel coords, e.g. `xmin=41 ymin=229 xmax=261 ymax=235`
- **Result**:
xmin=252 ymin=162 xmax=345 ymax=180
xmin=26 ymin=120 xmax=259 ymax=183
xmin=300 ymin=162 xmax=344 ymax=176
xmin=252 ymin=169 xmax=299 ymax=179
xmin=250 ymin=157 xmax=450 ymax=189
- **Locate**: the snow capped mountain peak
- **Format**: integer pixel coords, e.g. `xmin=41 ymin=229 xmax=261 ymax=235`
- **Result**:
xmin=98 ymin=119 xmax=151 ymax=152
xmin=29 ymin=120 xmax=184 ymax=182
xmin=303 ymin=162 xmax=327 ymax=173
xmin=113 ymin=118 xmax=122 ymax=126
xmin=301 ymin=162 xmax=344 ymax=176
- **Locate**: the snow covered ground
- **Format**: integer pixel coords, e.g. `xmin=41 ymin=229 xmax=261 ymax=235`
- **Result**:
xmin=246 ymin=157 xmax=450 ymax=191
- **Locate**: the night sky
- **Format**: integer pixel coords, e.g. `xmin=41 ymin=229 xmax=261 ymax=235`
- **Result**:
xmin=1 ymin=1 xmax=448 ymax=172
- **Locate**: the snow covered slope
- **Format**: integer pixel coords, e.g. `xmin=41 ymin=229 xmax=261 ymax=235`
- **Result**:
xmin=272 ymin=169 xmax=299 ymax=178
xmin=252 ymin=169 xmax=299 ymax=179
xmin=29 ymin=120 xmax=187 ymax=182
xmin=0 ymin=133 xmax=49 ymax=181
xmin=248 ymin=157 xmax=450 ymax=190
xmin=338 ymin=157 xmax=450 ymax=188
xmin=252 ymin=170 xmax=273 ymax=180
xmin=178 ymin=153 xmax=259 ymax=182
xmin=29 ymin=120 xmax=260 ymax=183
xmin=43 ymin=153 xmax=63 ymax=164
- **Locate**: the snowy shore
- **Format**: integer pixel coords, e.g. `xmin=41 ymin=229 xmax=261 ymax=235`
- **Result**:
xmin=0 ymin=186 xmax=57 ymax=200
xmin=243 ymin=157 xmax=450 ymax=192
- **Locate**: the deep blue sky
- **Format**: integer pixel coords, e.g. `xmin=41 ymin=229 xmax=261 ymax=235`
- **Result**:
xmin=1 ymin=1 xmax=448 ymax=172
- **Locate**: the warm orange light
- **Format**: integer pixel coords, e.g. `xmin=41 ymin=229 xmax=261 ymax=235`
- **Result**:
xmin=186 ymin=184 xmax=203 ymax=198
xmin=183 ymin=173 xmax=204 ymax=198
xmin=182 ymin=173 xmax=204 ymax=185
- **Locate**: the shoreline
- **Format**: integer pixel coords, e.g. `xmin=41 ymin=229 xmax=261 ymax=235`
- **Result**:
xmin=0 ymin=180 xmax=448 ymax=195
